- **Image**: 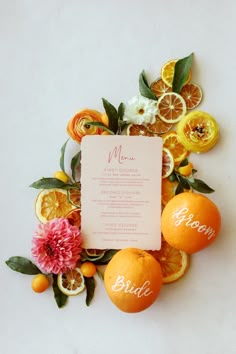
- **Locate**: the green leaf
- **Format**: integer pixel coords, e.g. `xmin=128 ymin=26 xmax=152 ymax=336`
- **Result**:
xmin=71 ymin=151 xmax=81 ymax=181
xmin=86 ymin=121 xmax=115 ymax=135
xmin=188 ymin=178 xmax=215 ymax=193
xmin=118 ymin=102 xmax=125 ymax=120
xmin=94 ymin=249 xmax=118 ymax=265
xmin=5 ymin=256 xmax=42 ymax=275
xmin=177 ymin=175 xmax=191 ymax=190
xmin=85 ymin=277 xmax=95 ymax=306
xmin=52 ymin=275 xmax=68 ymax=308
xmin=102 ymin=98 xmax=119 ymax=134
xmin=178 ymin=158 xmax=189 ymax=167
xmin=60 ymin=139 xmax=69 ymax=172
xmin=172 ymin=53 xmax=193 ymax=93
xmin=29 ymin=177 xmax=71 ymax=190
xmin=139 ymin=71 xmax=158 ymax=100
xmin=96 ymin=268 xmax=104 ymax=280
xmin=175 ymin=182 xmax=184 ymax=195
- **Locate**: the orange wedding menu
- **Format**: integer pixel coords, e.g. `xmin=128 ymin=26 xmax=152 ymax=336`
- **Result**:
xmin=81 ymin=135 xmax=163 ymax=250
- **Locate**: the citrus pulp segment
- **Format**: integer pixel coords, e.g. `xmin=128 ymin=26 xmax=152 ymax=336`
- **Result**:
xmin=57 ymin=268 xmax=85 ymax=296
xmin=148 ymin=240 xmax=189 ymax=283
xmin=157 ymin=92 xmax=187 ymax=123
xmin=162 ymin=131 xmax=189 ymax=164
xmin=35 ymin=189 xmax=75 ymax=223
xmin=162 ymin=147 xmax=174 ymax=179
xmin=150 ymin=77 xmax=171 ymax=98
xmin=176 ymin=111 xmax=219 ymax=153
xmin=180 ymin=83 xmax=203 ymax=110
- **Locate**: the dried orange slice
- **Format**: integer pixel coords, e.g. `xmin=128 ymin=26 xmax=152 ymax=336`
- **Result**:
xmin=161 ymin=178 xmax=178 ymax=206
xmin=157 ymin=92 xmax=187 ymax=123
xmin=84 ymin=249 xmax=106 ymax=261
xmin=176 ymin=111 xmax=219 ymax=153
xmin=161 ymin=59 xmax=192 ymax=88
xmin=65 ymin=208 xmax=81 ymax=228
xmin=35 ymin=189 xmax=75 ymax=223
xmin=126 ymin=124 xmax=156 ymax=136
xmin=180 ymin=83 xmax=203 ymax=110
xmin=162 ymin=131 xmax=189 ymax=164
xmin=147 ymin=115 xmax=173 ymax=135
xmin=148 ymin=240 xmax=189 ymax=283
xmin=57 ymin=268 xmax=85 ymax=296
xmin=162 ymin=148 xmax=174 ymax=179
xmin=68 ymin=185 xmax=81 ymax=207
xmin=150 ymin=78 xmax=171 ymax=98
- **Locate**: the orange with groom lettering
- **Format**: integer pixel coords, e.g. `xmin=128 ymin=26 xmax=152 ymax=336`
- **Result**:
xmin=161 ymin=192 xmax=221 ymax=254
xmin=104 ymin=248 xmax=162 ymax=313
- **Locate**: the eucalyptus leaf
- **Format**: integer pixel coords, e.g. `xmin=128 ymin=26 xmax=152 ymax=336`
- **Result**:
xmin=188 ymin=178 xmax=214 ymax=193
xmin=172 ymin=53 xmax=193 ymax=93
xmin=85 ymin=277 xmax=95 ymax=306
xmin=29 ymin=177 xmax=70 ymax=190
xmin=71 ymin=151 xmax=81 ymax=181
xmin=52 ymin=275 xmax=68 ymax=308
xmin=102 ymin=98 xmax=119 ymax=134
xmin=60 ymin=139 xmax=69 ymax=172
xmin=5 ymin=256 xmax=41 ymax=275
xmin=139 ymin=71 xmax=158 ymax=100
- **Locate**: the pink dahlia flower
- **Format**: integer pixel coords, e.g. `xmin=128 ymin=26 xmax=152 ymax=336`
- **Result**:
xmin=32 ymin=218 xmax=82 ymax=274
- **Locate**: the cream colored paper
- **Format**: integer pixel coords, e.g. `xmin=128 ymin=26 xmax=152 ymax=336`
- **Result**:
xmin=81 ymin=135 xmax=163 ymax=250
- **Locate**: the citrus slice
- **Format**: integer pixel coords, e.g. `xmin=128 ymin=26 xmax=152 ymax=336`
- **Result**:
xmin=180 ymin=83 xmax=203 ymax=110
xmin=161 ymin=178 xmax=178 ymax=206
xmin=176 ymin=111 xmax=219 ymax=153
xmin=35 ymin=189 xmax=75 ymax=223
xmin=126 ymin=124 xmax=156 ymax=136
xmin=162 ymin=131 xmax=189 ymax=164
xmin=147 ymin=115 xmax=173 ymax=135
xmin=148 ymin=240 xmax=189 ymax=284
xmin=68 ymin=186 xmax=81 ymax=207
xmin=150 ymin=78 xmax=171 ymax=98
xmin=57 ymin=268 xmax=85 ymax=296
xmin=84 ymin=249 xmax=106 ymax=261
xmin=157 ymin=92 xmax=187 ymax=123
xmin=65 ymin=208 xmax=81 ymax=228
xmin=161 ymin=59 xmax=192 ymax=88
xmin=162 ymin=147 xmax=174 ymax=179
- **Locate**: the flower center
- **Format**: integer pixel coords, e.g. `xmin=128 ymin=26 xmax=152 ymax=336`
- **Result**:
xmin=45 ymin=242 xmax=55 ymax=257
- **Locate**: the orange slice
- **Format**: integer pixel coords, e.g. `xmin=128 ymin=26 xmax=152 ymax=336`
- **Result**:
xmin=65 ymin=208 xmax=81 ymax=228
xmin=161 ymin=59 xmax=192 ymax=88
xmin=35 ymin=189 xmax=75 ymax=223
xmin=68 ymin=187 xmax=81 ymax=207
xmin=84 ymin=249 xmax=106 ymax=261
xmin=162 ymin=131 xmax=189 ymax=164
xmin=162 ymin=147 xmax=174 ymax=179
xmin=157 ymin=92 xmax=187 ymax=123
xmin=161 ymin=178 xmax=178 ymax=206
xmin=150 ymin=78 xmax=171 ymax=98
xmin=176 ymin=111 xmax=219 ymax=153
xmin=180 ymin=83 xmax=203 ymax=110
xmin=126 ymin=124 xmax=156 ymax=136
xmin=147 ymin=115 xmax=173 ymax=135
xmin=148 ymin=240 xmax=189 ymax=284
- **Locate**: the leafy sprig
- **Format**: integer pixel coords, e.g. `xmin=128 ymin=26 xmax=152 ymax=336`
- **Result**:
xmin=139 ymin=70 xmax=158 ymax=100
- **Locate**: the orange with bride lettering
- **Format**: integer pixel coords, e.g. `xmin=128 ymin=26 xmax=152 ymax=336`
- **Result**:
xmin=161 ymin=192 xmax=221 ymax=254
xmin=104 ymin=248 xmax=162 ymax=313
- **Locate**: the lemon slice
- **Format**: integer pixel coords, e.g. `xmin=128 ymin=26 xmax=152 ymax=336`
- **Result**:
xmin=162 ymin=147 xmax=174 ymax=179
xmin=57 ymin=268 xmax=85 ymax=296
xmin=176 ymin=111 xmax=219 ymax=153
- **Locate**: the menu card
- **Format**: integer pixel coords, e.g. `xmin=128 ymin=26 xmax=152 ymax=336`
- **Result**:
xmin=80 ymin=135 xmax=163 ymax=250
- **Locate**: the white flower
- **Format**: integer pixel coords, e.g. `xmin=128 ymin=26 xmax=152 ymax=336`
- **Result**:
xmin=123 ymin=95 xmax=158 ymax=125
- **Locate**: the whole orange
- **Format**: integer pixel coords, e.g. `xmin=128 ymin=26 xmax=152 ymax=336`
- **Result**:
xmin=104 ymin=248 xmax=163 ymax=313
xmin=161 ymin=192 xmax=221 ymax=254
xmin=32 ymin=274 xmax=49 ymax=293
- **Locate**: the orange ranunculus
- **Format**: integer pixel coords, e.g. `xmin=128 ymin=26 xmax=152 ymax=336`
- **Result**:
xmin=67 ymin=109 xmax=103 ymax=143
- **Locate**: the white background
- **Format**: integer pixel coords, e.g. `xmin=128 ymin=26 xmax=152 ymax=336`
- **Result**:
xmin=1 ymin=1 xmax=236 ymax=354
